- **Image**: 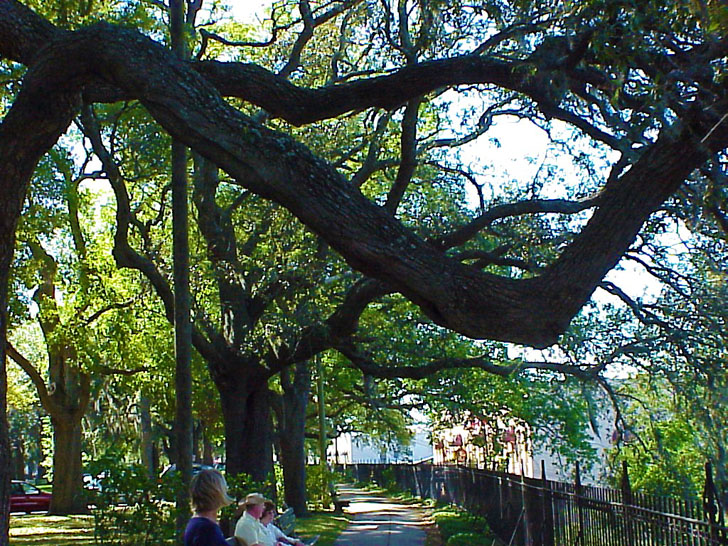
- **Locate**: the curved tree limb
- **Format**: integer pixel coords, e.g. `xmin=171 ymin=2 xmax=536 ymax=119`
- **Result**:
xmin=336 ymin=340 xmax=617 ymax=381
xmin=1 ymin=2 xmax=728 ymax=348
xmin=5 ymin=342 xmax=56 ymax=414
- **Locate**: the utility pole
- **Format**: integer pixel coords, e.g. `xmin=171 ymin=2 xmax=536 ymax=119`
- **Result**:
xmin=169 ymin=0 xmax=193 ymax=542
xmin=316 ymin=356 xmax=330 ymax=505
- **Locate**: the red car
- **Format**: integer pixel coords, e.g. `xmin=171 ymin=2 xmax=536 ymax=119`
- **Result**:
xmin=10 ymin=480 xmax=52 ymax=513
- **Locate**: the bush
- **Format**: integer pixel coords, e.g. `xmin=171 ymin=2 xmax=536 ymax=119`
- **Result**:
xmin=306 ymin=465 xmax=336 ymax=509
xmin=377 ymin=467 xmax=397 ymax=491
xmin=434 ymin=506 xmax=498 ymax=545
xmin=87 ymin=454 xmax=180 ymax=545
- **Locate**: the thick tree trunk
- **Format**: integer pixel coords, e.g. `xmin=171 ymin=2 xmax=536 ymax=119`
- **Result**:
xmin=219 ymin=381 xmax=272 ymax=483
xmin=0 ymin=313 xmax=9 ymax=546
xmin=49 ymin=416 xmax=86 ymax=515
xmin=0 ymin=11 xmax=80 ymax=540
xmin=279 ymin=362 xmax=311 ymax=516
xmin=279 ymin=417 xmax=308 ymax=516
xmin=172 ymin=136 xmax=193 ymax=539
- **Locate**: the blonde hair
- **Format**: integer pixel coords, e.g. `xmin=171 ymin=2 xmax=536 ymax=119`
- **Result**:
xmin=189 ymin=469 xmax=233 ymax=513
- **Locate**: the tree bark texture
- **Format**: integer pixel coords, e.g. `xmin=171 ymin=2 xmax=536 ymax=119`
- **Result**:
xmin=0 ymin=2 xmax=80 ymax=535
xmin=49 ymin=417 xmax=87 ymax=515
xmin=218 ymin=379 xmax=273 ymax=482
xmin=170 ymin=2 xmax=193 ymax=540
xmin=172 ymin=137 xmax=193 ymax=537
xmin=0 ymin=301 xmax=9 ymax=546
xmin=279 ymin=362 xmax=312 ymax=516
xmin=42 ymin=361 xmax=89 ymax=515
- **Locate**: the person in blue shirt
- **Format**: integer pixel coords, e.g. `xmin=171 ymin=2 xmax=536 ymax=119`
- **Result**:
xmin=184 ymin=468 xmax=233 ymax=546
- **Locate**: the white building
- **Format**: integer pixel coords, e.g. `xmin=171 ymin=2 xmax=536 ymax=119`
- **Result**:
xmin=328 ymin=427 xmax=433 ymax=464
xmin=532 ymin=401 xmax=616 ymax=485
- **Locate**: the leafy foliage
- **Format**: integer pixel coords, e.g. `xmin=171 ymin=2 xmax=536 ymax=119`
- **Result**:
xmin=86 ymin=454 xmax=181 ymax=545
xmin=432 ymin=505 xmax=498 ymax=546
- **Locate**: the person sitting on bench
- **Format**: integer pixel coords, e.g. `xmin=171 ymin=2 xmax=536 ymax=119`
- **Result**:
xmin=234 ymin=492 xmax=269 ymax=546
xmin=260 ymin=501 xmax=305 ymax=546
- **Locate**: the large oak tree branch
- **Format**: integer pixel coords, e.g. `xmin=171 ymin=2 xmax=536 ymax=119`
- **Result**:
xmin=1 ymin=2 xmax=728 ymax=348
xmin=0 ymin=3 xmax=616 ymax=128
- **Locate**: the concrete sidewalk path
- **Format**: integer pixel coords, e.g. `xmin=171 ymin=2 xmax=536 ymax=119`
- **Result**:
xmin=333 ymin=485 xmax=430 ymax=546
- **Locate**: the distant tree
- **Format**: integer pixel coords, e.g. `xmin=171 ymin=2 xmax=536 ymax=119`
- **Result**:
xmin=602 ymin=199 xmax=728 ymax=505
xmin=5 ymin=140 xmax=163 ymax=514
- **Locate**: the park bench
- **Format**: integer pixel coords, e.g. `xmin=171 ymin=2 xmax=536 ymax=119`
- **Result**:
xmin=225 ymin=507 xmax=319 ymax=546
xmin=276 ymin=506 xmax=296 ymax=536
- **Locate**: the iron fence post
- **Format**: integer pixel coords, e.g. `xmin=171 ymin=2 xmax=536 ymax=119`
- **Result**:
xmin=575 ymin=462 xmax=585 ymax=546
xmin=621 ymin=460 xmax=635 ymax=545
xmin=542 ymin=460 xmax=555 ymax=546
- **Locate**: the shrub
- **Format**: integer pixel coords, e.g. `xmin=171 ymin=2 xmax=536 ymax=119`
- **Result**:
xmin=306 ymin=465 xmax=336 ymax=509
xmin=377 ymin=467 xmax=397 ymax=491
xmin=87 ymin=454 xmax=180 ymax=545
xmin=434 ymin=506 xmax=498 ymax=545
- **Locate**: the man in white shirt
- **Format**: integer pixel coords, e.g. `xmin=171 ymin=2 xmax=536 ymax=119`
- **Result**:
xmin=234 ymin=492 xmax=269 ymax=546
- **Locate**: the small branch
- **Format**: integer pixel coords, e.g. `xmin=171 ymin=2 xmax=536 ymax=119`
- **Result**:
xmin=433 ymin=195 xmax=602 ymax=251
xmin=199 ymin=27 xmax=279 ymax=49
xmin=599 ymin=280 xmax=670 ymax=329
xmin=337 ymin=338 xmax=628 ymax=381
xmin=451 ymin=249 xmax=535 ymax=272
xmin=83 ymin=298 xmax=136 ymax=326
xmin=96 ymin=364 xmax=149 ymax=376
xmin=186 ymin=0 xmax=203 ymax=26
xmin=351 ymin=111 xmax=393 ymax=187
xmin=143 ymin=0 xmax=167 ymax=11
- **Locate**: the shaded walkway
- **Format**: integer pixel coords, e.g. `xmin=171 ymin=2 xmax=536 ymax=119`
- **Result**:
xmin=333 ymin=485 xmax=429 ymax=546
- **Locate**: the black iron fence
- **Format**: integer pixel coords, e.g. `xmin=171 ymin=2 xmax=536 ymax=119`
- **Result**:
xmin=339 ymin=461 xmax=728 ymax=546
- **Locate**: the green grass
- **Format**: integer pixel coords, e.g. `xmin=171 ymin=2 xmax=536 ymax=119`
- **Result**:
xmin=9 ymin=514 xmax=95 ymax=546
xmin=294 ymin=510 xmax=351 ymax=546
xmin=8 ymin=506 xmax=350 ymax=546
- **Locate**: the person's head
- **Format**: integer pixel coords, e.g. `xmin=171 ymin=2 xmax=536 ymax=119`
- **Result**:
xmin=243 ymin=492 xmax=268 ymax=519
xmin=261 ymin=500 xmax=277 ymax=526
xmin=189 ymin=469 xmax=233 ymax=514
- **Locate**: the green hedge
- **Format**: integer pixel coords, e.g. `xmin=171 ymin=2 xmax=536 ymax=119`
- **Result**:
xmin=433 ymin=505 xmax=499 ymax=545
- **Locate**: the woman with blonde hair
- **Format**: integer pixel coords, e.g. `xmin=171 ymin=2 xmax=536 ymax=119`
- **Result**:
xmin=184 ymin=469 xmax=233 ymax=546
